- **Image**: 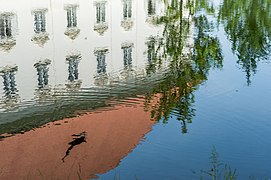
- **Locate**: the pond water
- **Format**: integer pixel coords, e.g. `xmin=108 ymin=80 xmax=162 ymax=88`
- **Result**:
xmin=0 ymin=0 xmax=270 ymax=179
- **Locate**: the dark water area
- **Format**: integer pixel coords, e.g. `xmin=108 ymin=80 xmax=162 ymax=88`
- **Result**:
xmin=0 ymin=0 xmax=271 ymax=179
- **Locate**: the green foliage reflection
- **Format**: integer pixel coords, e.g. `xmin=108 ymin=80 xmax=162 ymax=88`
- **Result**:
xmin=144 ymin=0 xmax=223 ymax=133
xmin=218 ymin=0 xmax=271 ymax=85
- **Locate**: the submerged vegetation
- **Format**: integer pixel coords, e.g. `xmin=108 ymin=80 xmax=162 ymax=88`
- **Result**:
xmin=198 ymin=146 xmax=237 ymax=180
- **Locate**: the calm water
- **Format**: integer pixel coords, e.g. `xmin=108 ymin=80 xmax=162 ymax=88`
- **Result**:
xmin=0 ymin=0 xmax=271 ymax=179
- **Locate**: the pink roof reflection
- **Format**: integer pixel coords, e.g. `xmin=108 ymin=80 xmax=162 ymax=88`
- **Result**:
xmin=0 ymin=101 xmax=154 ymax=179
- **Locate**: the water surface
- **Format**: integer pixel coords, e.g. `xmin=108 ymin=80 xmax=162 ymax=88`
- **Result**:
xmin=0 ymin=0 xmax=271 ymax=179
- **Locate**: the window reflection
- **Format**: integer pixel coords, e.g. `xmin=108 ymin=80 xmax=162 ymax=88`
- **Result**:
xmin=96 ymin=50 xmax=107 ymax=74
xmin=0 ymin=13 xmax=16 ymax=51
xmin=121 ymin=0 xmax=133 ymax=30
xmin=0 ymin=15 xmax=12 ymax=40
xmin=123 ymin=47 xmax=132 ymax=67
xmin=64 ymin=5 xmax=80 ymax=40
xmin=31 ymin=9 xmax=49 ymax=46
xmin=147 ymin=38 xmax=156 ymax=64
xmin=66 ymin=54 xmax=81 ymax=82
xmin=123 ymin=0 xmax=132 ymax=20
xmin=94 ymin=1 xmax=108 ymax=35
xmin=0 ymin=65 xmax=19 ymax=110
xmin=0 ymin=65 xmax=18 ymax=97
xmin=96 ymin=2 xmax=106 ymax=24
xmin=122 ymin=42 xmax=134 ymax=69
xmin=34 ymin=59 xmax=51 ymax=88
xmin=33 ymin=10 xmax=46 ymax=33
xmin=147 ymin=0 xmax=156 ymax=16
xmin=66 ymin=6 xmax=77 ymax=28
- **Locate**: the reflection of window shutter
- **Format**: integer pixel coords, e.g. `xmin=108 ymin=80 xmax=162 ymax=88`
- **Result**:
xmin=67 ymin=9 xmax=71 ymax=27
xmin=74 ymin=60 xmax=79 ymax=80
xmin=147 ymin=42 xmax=155 ymax=64
xmin=0 ymin=18 xmax=5 ymax=38
xmin=128 ymin=48 xmax=132 ymax=64
xmin=34 ymin=13 xmax=39 ymax=33
xmin=41 ymin=12 xmax=46 ymax=32
xmin=102 ymin=4 xmax=105 ymax=22
xmin=96 ymin=5 xmax=100 ymax=23
xmin=128 ymin=0 xmax=132 ymax=18
xmin=43 ymin=66 xmax=49 ymax=86
xmin=73 ymin=7 xmax=77 ymax=27
xmin=10 ymin=72 xmax=16 ymax=92
xmin=123 ymin=1 xmax=127 ymax=19
xmin=6 ymin=17 xmax=11 ymax=37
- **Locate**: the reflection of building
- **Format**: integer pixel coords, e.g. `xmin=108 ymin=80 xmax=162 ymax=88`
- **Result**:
xmin=0 ymin=0 xmax=193 ymax=111
xmin=0 ymin=101 xmax=154 ymax=179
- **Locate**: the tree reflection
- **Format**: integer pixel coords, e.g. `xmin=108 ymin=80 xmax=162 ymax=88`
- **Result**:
xmin=145 ymin=0 xmax=222 ymax=133
xmin=218 ymin=0 xmax=271 ymax=85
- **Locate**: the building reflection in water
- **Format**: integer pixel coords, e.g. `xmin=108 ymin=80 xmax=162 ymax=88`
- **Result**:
xmin=64 ymin=5 xmax=80 ymax=40
xmin=0 ymin=0 xmax=169 ymax=110
xmin=0 ymin=12 xmax=16 ymax=51
xmin=0 ymin=0 xmax=196 ymax=178
xmin=31 ymin=9 xmax=49 ymax=46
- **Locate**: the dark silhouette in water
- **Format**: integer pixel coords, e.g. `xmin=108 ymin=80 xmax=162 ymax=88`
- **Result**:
xmin=62 ymin=131 xmax=87 ymax=162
